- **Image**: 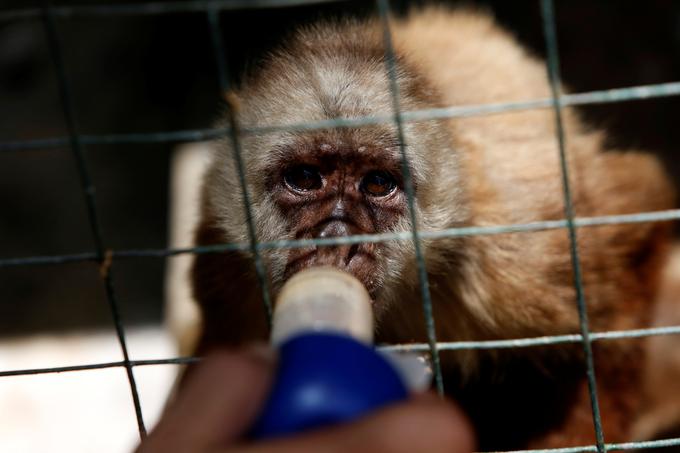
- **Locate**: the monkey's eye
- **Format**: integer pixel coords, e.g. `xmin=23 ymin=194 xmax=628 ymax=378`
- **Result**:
xmin=361 ymin=171 xmax=397 ymax=197
xmin=283 ymin=165 xmax=323 ymax=192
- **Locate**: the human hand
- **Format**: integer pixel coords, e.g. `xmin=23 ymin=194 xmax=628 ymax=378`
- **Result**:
xmin=137 ymin=348 xmax=474 ymax=453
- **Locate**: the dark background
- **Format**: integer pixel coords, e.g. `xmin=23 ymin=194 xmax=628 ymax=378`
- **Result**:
xmin=1 ymin=0 xmax=679 ymax=336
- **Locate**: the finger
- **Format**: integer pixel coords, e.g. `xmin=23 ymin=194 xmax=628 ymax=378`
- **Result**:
xmin=229 ymin=393 xmax=475 ymax=453
xmin=139 ymin=347 xmax=275 ymax=452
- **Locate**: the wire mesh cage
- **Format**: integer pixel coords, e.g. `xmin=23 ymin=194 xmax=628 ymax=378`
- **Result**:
xmin=2 ymin=1 xmax=680 ymax=452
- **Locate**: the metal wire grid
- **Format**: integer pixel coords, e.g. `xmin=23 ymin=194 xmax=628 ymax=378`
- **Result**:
xmin=1 ymin=0 xmax=680 ymax=451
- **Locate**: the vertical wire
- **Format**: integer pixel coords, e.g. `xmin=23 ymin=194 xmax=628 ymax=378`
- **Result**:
xmin=206 ymin=4 xmax=273 ymax=324
xmin=41 ymin=1 xmax=146 ymax=438
xmin=540 ymin=1 xmax=606 ymax=451
xmin=376 ymin=0 xmax=444 ymax=395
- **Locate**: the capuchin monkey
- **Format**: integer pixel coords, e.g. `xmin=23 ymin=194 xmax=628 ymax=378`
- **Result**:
xmin=188 ymin=8 xmax=676 ymax=451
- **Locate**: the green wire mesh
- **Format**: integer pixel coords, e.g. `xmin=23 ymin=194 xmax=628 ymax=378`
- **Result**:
xmin=0 ymin=0 xmax=679 ymax=450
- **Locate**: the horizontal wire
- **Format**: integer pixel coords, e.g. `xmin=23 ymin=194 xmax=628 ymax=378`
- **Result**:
xmin=2 ymin=209 xmax=680 ymax=268
xmin=491 ymin=437 xmax=680 ymax=453
xmin=381 ymin=325 xmax=680 ymax=352
xmin=0 ymin=357 xmax=200 ymax=377
xmin=2 ymin=81 xmax=680 ymax=152
xmin=0 ymin=0 xmax=348 ymax=21
xmin=2 ymin=325 xmax=679 ymax=378
xmin=0 ymin=128 xmax=228 ymax=152
xmin=0 ymin=252 xmax=99 ymax=267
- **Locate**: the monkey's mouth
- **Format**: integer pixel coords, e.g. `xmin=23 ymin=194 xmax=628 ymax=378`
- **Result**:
xmin=283 ymin=246 xmax=380 ymax=300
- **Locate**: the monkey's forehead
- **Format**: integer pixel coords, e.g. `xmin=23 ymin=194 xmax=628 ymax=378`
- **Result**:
xmin=235 ymin=21 xmax=430 ymax=129
xmin=215 ymin=22 xmax=441 ymax=185
xmin=238 ymin=61 xmax=398 ymax=128
xmin=234 ymin=127 xmax=412 ymax=175
xmin=229 ymin=66 xmax=436 ymax=186
xmin=227 ymin=58 xmax=420 ymax=163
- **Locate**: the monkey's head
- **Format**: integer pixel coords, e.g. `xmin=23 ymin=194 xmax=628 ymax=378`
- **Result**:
xmin=198 ymin=22 xmax=468 ymax=320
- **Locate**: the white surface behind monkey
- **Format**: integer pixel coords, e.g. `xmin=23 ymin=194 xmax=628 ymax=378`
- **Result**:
xmin=0 ymin=327 xmax=176 ymax=453
xmin=165 ymin=142 xmax=213 ymax=357
xmin=0 ymin=144 xmax=209 ymax=453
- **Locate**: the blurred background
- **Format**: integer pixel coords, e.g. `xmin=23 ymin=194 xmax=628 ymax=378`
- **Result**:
xmin=1 ymin=0 xmax=680 ymax=451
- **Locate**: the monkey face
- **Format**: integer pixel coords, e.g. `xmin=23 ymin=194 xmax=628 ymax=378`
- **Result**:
xmin=201 ymin=22 xmax=467 ymax=315
xmin=265 ymin=136 xmax=410 ymax=301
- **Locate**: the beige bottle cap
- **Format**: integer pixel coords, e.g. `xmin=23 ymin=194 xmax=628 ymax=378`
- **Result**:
xmin=271 ymin=267 xmax=373 ymax=346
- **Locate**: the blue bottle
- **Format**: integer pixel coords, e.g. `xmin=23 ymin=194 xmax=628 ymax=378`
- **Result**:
xmin=251 ymin=267 xmax=429 ymax=439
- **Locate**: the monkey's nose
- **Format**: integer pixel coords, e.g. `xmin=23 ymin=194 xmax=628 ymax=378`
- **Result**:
xmin=318 ymin=220 xmax=351 ymax=238
xmin=316 ymin=220 xmax=359 ymax=268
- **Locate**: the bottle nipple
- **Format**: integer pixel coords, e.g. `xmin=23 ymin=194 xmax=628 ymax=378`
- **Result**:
xmin=271 ymin=267 xmax=373 ymax=346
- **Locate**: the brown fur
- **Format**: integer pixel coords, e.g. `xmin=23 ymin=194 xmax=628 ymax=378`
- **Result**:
xmin=190 ymin=9 xmax=675 ymax=450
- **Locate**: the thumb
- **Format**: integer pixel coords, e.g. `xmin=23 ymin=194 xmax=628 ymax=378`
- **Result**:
xmin=139 ymin=346 xmax=276 ymax=452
